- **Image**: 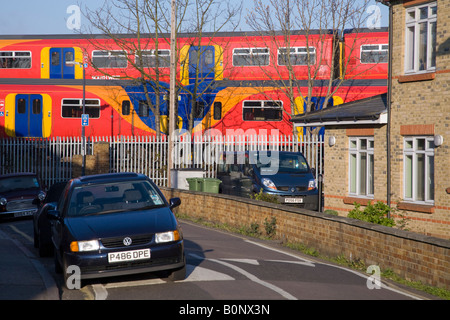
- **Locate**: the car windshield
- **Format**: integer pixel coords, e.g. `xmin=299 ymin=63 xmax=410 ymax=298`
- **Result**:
xmin=67 ymin=180 xmax=165 ymax=217
xmin=0 ymin=176 xmax=40 ymax=193
xmin=256 ymin=152 xmax=310 ymax=174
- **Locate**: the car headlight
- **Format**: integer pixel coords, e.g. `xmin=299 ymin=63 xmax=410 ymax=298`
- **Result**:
xmin=308 ymin=179 xmax=317 ymax=191
xmin=0 ymin=197 xmax=7 ymax=206
xmin=38 ymin=191 xmax=46 ymax=201
xmin=70 ymin=240 xmax=100 ymax=252
xmin=155 ymin=230 xmax=181 ymax=243
xmin=261 ymin=178 xmax=277 ymax=190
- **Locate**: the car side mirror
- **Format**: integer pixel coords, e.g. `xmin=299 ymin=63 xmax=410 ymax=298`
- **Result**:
xmin=169 ymin=197 xmax=181 ymax=210
xmin=47 ymin=210 xmax=61 ymax=221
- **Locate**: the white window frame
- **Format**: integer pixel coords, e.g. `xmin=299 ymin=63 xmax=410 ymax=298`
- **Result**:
xmin=403 ymin=136 xmax=434 ymax=204
xmin=61 ymin=98 xmax=101 ymax=119
xmin=404 ymin=2 xmax=437 ymax=74
xmin=360 ymin=44 xmax=389 ymax=64
xmin=232 ymin=47 xmax=270 ymax=67
xmin=242 ymin=100 xmax=283 ymax=121
xmin=277 ymin=46 xmax=316 ymax=66
xmin=348 ymin=137 xmax=374 ymax=198
xmin=0 ymin=51 xmax=32 ymax=69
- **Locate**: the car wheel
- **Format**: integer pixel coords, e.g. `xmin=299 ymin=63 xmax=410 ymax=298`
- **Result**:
xmin=38 ymin=233 xmax=53 ymax=257
xmin=168 ymin=256 xmax=186 ymax=281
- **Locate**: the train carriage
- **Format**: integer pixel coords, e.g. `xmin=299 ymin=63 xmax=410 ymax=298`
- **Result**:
xmin=0 ymin=30 xmax=388 ymax=138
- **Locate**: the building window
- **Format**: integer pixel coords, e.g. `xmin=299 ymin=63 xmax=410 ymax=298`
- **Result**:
xmin=92 ymin=50 xmax=128 ymax=68
xmin=0 ymin=51 xmax=31 ymax=69
xmin=61 ymin=99 xmax=100 ymax=118
xmin=278 ymin=47 xmax=316 ymax=65
xmin=233 ymin=48 xmax=270 ymax=66
xmin=405 ymin=2 xmax=437 ymax=74
xmin=349 ymin=137 xmax=374 ymax=197
xmin=137 ymin=50 xmax=170 ymax=68
xmin=360 ymin=44 xmax=388 ymax=63
xmin=403 ymin=137 xmax=434 ymax=204
xmin=243 ymin=100 xmax=282 ymax=121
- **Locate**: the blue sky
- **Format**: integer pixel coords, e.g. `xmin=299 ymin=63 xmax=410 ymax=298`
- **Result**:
xmin=0 ymin=0 xmax=388 ymax=35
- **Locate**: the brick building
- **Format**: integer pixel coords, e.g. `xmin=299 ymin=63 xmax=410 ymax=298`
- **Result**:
xmin=293 ymin=0 xmax=450 ymax=239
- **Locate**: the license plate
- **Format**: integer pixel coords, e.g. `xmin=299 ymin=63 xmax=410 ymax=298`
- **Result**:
xmin=14 ymin=210 xmax=36 ymax=217
xmin=108 ymin=249 xmax=151 ymax=263
xmin=284 ymin=197 xmax=303 ymax=203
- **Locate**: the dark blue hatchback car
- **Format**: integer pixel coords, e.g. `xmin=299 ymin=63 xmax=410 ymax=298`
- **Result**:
xmin=218 ymin=151 xmax=319 ymax=211
xmin=48 ymin=172 xmax=185 ymax=288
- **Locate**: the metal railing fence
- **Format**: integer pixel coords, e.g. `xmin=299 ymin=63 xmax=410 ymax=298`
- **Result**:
xmin=1 ymin=134 xmax=323 ymax=187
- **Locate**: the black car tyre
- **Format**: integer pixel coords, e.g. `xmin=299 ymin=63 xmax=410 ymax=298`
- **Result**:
xmin=38 ymin=232 xmax=53 ymax=257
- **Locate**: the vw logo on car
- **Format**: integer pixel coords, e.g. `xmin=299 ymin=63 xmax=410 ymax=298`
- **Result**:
xmin=123 ymin=237 xmax=132 ymax=246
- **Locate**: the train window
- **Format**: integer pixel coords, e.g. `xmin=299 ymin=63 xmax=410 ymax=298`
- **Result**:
xmin=51 ymin=51 xmax=60 ymax=66
xmin=32 ymin=99 xmax=41 ymax=114
xmin=137 ymin=50 xmax=170 ymax=68
xmin=61 ymin=98 xmax=100 ymax=118
xmin=122 ymin=100 xmax=131 ymax=116
xmin=360 ymin=44 xmax=388 ymax=63
xmin=92 ymin=50 xmax=127 ymax=68
xmin=243 ymin=100 xmax=282 ymax=121
xmin=204 ymin=49 xmax=214 ymax=65
xmin=65 ymin=51 xmax=74 ymax=66
xmin=0 ymin=51 xmax=31 ymax=69
xmin=233 ymin=48 xmax=270 ymax=66
xmin=193 ymin=101 xmax=206 ymax=119
xmin=138 ymin=100 xmax=150 ymax=117
xmin=17 ymin=99 xmax=26 ymax=114
xmin=278 ymin=47 xmax=316 ymax=66
xmin=213 ymin=102 xmax=222 ymax=120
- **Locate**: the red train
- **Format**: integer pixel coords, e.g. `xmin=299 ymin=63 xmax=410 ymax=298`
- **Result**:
xmin=0 ymin=29 xmax=388 ymax=138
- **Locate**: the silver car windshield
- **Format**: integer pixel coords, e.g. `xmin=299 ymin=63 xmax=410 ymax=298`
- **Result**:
xmin=67 ymin=180 xmax=165 ymax=217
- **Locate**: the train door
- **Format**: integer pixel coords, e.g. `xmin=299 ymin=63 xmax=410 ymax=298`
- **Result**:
xmin=15 ymin=94 xmax=43 ymax=137
xmin=188 ymin=46 xmax=215 ymax=84
xmin=49 ymin=48 xmax=75 ymax=79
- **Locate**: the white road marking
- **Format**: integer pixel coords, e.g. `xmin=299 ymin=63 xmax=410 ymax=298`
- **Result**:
xmin=183 ymin=264 xmax=235 ymax=282
xmin=92 ymin=284 xmax=108 ymax=300
xmin=267 ymin=259 xmax=316 ymax=267
xmin=220 ymin=258 xmax=260 ymax=265
xmin=93 ymin=264 xmax=235 ymax=299
xmin=244 ymin=239 xmax=316 ymax=266
xmin=246 ymin=239 xmax=422 ymax=300
xmin=189 ymin=253 xmax=297 ymax=300
xmin=9 ymin=225 xmax=34 ymax=243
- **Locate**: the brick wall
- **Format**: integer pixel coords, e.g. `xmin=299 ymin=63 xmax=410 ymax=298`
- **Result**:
xmin=161 ymin=187 xmax=450 ymax=290
xmin=389 ymin=0 xmax=450 ymax=238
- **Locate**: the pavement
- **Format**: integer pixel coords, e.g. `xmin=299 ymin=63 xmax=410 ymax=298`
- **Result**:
xmin=0 ymin=228 xmax=60 ymax=300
